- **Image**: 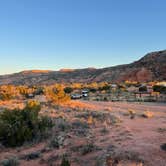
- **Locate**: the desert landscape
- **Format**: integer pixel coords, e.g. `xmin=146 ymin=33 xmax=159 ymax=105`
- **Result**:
xmin=0 ymin=1 xmax=166 ymax=165
xmin=0 ymin=98 xmax=166 ymax=166
xmin=0 ymin=51 xmax=166 ymax=166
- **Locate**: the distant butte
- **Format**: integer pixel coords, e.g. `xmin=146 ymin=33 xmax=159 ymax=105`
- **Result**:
xmin=0 ymin=50 xmax=165 ymax=85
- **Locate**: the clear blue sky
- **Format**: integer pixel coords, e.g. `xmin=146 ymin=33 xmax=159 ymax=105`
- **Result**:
xmin=0 ymin=0 xmax=166 ymax=74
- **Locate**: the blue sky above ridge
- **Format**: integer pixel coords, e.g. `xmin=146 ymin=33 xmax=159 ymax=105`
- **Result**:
xmin=0 ymin=0 xmax=166 ymax=74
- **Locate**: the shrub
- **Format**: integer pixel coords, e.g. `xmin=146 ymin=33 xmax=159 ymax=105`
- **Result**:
xmin=49 ymin=137 xmax=60 ymax=149
xmin=100 ymin=127 xmax=109 ymax=134
xmin=98 ymin=85 xmax=110 ymax=91
xmin=160 ymin=143 xmax=166 ymax=151
xmin=55 ymin=118 xmax=71 ymax=132
xmin=153 ymin=85 xmax=166 ymax=94
xmin=0 ymin=85 xmax=19 ymax=101
xmin=158 ymin=128 xmax=166 ymax=133
xmin=48 ymin=135 xmax=66 ymax=149
xmin=0 ymin=156 xmax=19 ymax=166
xmin=72 ymin=120 xmax=89 ymax=129
xmin=89 ymin=88 xmax=97 ymax=93
xmin=128 ymin=109 xmax=136 ymax=115
xmin=64 ymin=87 xmax=73 ymax=94
xmin=103 ymin=97 xmax=108 ymax=101
xmin=45 ymin=85 xmax=70 ymax=104
xmin=20 ymin=151 xmax=41 ymax=161
xmin=0 ymin=101 xmax=53 ymax=147
xmin=73 ymin=128 xmax=89 ymax=137
xmin=139 ymin=86 xmax=147 ymax=92
xmin=81 ymin=143 xmax=97 ymax=155
xmin=0 ymin=92 xmax=13 ymax=101
xmin=71 ymin=143 xmax=99 ymax=155
xmin=141 ymin=111 xmax=154 ymax=118
xmin=60 ymin=156 xmax=70 ymax=166
xmin=34 ymin=87 xmax=44 ymax=95
xmin=105 ymin=150 xmax=144 ymax=165
xmin=26 ymin=100 xmax=41 ymax=111
xmin=128 ymin=109 xmax=136 ymax=119
xmin=76 ymin=111 xmax=121 ymax=125
xmin=87 ymin=116 xmax=94 ymax=125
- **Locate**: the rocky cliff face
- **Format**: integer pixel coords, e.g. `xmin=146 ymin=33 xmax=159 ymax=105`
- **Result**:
xmin=0 ymin=50 xmax=166 ymax=85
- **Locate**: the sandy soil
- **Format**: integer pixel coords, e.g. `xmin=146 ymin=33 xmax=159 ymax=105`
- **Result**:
xmin=83 ymin=101 xmax=166 ymax=166
xmin=0 ymin=101 xmax=166 ymax=166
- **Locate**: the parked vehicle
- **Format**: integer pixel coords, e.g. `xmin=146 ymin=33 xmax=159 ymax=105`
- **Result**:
xmin=71 ymin=94 xmax=82 ymax=99
xmin=82 ymin=89 xmax=89 ymax=97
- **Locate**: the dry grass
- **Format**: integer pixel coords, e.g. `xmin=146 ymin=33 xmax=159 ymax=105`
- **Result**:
xmin=106 ymin=150 xmax=144 ymax=166
xmin=0 ymin=100 xmax=25 ymax=110
xmin=141 ymin=111 xmax=154 ymax=118
xmin=70 ymin=142 xmax=100 ymax=155
xmin=128 ymin=109 xmax=136 ymax=115
xmin=60 ymin=100 xmax=96 ymax=110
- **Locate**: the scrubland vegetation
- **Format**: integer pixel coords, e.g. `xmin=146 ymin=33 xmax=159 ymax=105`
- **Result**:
xmin=0 ymin=100 xmax=53 ymax=147
xmin=0 ymin=82 xmax=166 ymax=166
xmin=0 ymin=81 xmax=165 ymax=103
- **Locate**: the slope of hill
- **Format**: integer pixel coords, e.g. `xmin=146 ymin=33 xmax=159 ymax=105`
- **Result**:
xmin=0 ymin=50 xmax=166 ymax=85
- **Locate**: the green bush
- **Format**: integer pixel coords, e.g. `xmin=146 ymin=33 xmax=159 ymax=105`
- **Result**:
xmin=0 ymin=101 xmax=53 ymax=147
xmin=72 ymin=120 xmax=89 ymax=129
xmin=55 ymin=118 xmax=71 ymax=132
xmin=71 ymin=143 xmax=99 ymax=155
xmin=89 ymin=88 xmax=97 ymax=93
xmin=34 ymin=87 xmax=44 ymax=95
xmin=98 ymin=85 xmax=110 ymax=91
xmin=153 ymin=85 xmax=166 ymax=94
xmin=60 ymin=156 xmax=70 ymax=166
xmin=0 ymin=156 xmax=19 ymax=166
xmin=139 ymin=86 xmax=147 ymax=92
xmin=80 ymin=143 xmax=96 ymax=155
xmin=64 ymin=87 xmax=73 ymax=94
xmin=160 ymin=143 xmax=166 ymax=151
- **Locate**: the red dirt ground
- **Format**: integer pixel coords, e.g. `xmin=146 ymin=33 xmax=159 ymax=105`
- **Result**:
xmin=0 ymin=101 xmax=166 ymax=166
